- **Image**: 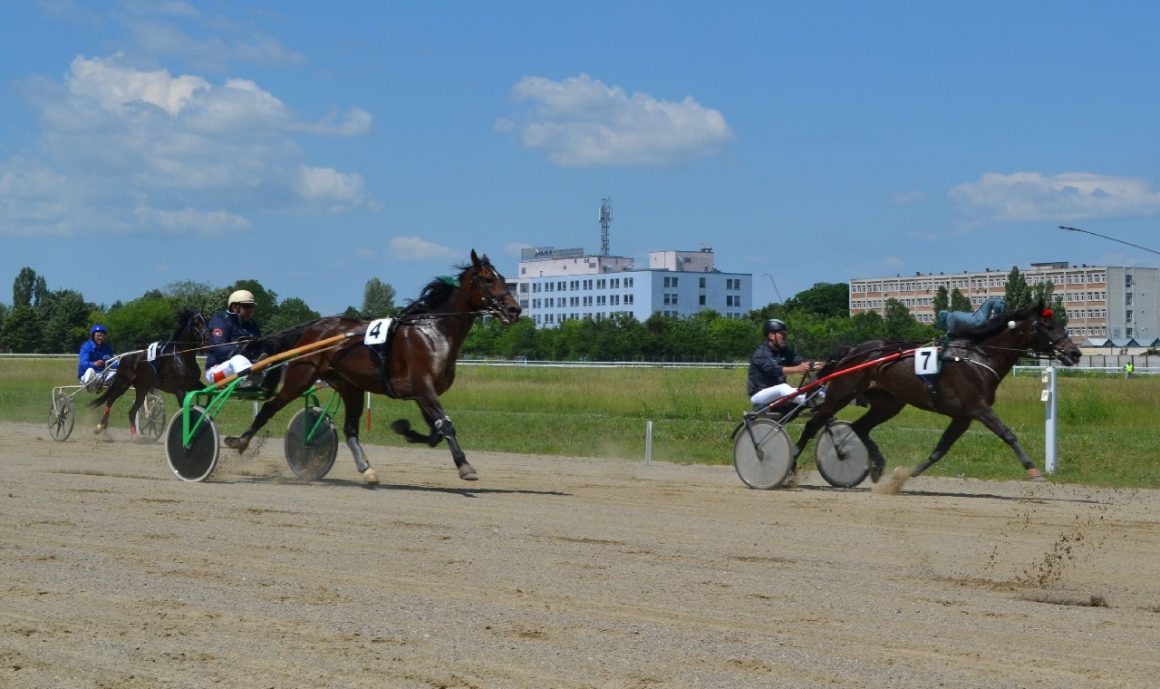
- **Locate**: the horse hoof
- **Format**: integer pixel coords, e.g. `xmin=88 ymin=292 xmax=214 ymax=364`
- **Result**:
xmin=223 ymin=436 xmax=247 ymax=451
xmin=363 ymin=468 xmax=380 ymax=485
xmin=93 ymin=425 xmax=105 ymax=435
xmin=1026 ymin=468 xmax=1046 ymax=482
xmin=458 ymin=465 xmax=478 ymax=481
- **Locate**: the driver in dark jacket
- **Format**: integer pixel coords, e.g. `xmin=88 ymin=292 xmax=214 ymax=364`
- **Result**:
xmin=747 ymin=318 xmax=818 ymax=409
xmin=206 ymin=289 xmax=262 ymax=370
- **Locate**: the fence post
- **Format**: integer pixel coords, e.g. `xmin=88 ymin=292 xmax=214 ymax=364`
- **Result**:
xmin=1041 ymin=366 xmax=1057 ymax=474
xmin=644 ymin=420 xmax=653 ymax=465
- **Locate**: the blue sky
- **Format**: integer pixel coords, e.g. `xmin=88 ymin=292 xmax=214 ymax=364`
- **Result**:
xmin=2 ymin=1 xmax=1159 ymax=315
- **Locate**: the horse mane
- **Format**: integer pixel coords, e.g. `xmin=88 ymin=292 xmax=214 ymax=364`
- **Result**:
xmin=400 ymin=256 xmax=492 ymax=316
xmin=949 ymin=303 xmax=1041 ymax=343
xmin=171 ymin=307 xmax=199 ymax=340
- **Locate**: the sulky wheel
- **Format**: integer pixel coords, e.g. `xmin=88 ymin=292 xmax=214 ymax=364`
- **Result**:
xmin=284 ymin=407 xmax=339 ymax=481
xmin=48 ymin=391 xmax=75 ymax=442
xmin=136 ymin=393 xmax=167 ymax=443
xmin=165 ymin=406 xmax=220 ymax=482
xmin=733 ymin=417 xmax=795 ymax=489
xmin=815 ymin=420 xmax=870 ymax=488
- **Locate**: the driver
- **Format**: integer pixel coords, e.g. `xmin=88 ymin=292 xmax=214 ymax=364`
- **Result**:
xmin=747 ymin=318 xmax=819 ymax=410
xmin=206 ymin=289 xmax=262 ymax=373
xmin=78 ymin=324 xmax=118 ymax=390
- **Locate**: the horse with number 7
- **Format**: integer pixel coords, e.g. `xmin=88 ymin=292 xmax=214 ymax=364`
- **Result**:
xmin=794 ymin=302 xmax=1081 ymax=491
xmin=221 ymin=250 xmax=522 ymax=484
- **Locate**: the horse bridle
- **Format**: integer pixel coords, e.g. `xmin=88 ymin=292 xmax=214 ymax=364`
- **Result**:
xmin=1030 ymin=313 xmax=1075 ymax=362
xmin=466 ymin=265 xmax=513 ymax=319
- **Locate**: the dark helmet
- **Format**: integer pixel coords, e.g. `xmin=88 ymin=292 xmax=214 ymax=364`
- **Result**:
xmin=763 ymin=318 xmax=787 ymax=335
xmin=90 ymin=324 xmax=107 ymax=336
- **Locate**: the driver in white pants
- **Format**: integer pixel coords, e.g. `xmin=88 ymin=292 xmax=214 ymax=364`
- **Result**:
xmin=747 ymin=318 xmax=819 ymax=409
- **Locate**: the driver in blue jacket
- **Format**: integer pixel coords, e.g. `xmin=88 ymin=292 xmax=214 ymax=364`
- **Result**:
xmin=78 ymin=324 xmax=118 ymax=389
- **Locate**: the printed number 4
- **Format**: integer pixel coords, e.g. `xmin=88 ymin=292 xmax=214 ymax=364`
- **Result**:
xmin=365 ymin=318 xmax=392 ymax=345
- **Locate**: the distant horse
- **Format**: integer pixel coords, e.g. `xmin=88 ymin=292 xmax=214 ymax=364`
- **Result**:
xmin=91 ymin=309 xmax=209 ymax=438
xmin=795 ymin=303 xmax=1080 ymax=490
xmin=936 ymin=296 xmax=1006 ymax=335
xmin=222 ymin=250 xmax=522 ymax=484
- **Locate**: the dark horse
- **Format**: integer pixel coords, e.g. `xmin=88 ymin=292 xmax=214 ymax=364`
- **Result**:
xmin=90 ymin=309 xmax=209 ymax=438
xmin=222 ymin=250 xmax=522 ymax=484
xmin=795 ymin=303 xmax=1080 ymax=490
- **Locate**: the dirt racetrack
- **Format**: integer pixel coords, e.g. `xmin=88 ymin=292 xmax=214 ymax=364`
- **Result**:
xmin=2 ymin=421 xmax=1158 ymax=689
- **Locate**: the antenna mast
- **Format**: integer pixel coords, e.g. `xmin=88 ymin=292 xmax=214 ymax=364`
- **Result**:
xmin=599 ymin=196 xmax=613 ymax=256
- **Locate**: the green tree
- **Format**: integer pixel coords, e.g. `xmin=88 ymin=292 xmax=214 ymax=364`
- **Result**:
xmin=782 ymin=282 xmax=849 ymax=318
xmin=40 ymin=290 xmax=91 ymax=353
xmin=932 ymin=285 xmax=949 ymax=315
xmin=361 ymin=278 xmax=397 ymax=318
xmin=12 ymin=267 xmax=38 ymax=308
xmin=104 ymin=297 xmax=180 ymax=349
xmin=0 ymin=305 xmax=42 ymax=352
xmin=265 ymin=297 xmax=321 ymax=333
xmin=1004 ymin=266 xmax=1034 ymax=311
xmin=949 ymin=288 xmax=973 ymax=312
xmin=163 ymin=280 xmax=219 ymax=319
xmin=883 ymin=299 xmax=929 ymax=341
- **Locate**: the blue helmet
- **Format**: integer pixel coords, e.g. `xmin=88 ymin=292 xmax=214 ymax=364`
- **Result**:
xmin=90 ymin=324 xmax=107 ymax=336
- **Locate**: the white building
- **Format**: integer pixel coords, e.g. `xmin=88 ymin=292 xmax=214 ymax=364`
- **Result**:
xmin=849 ymin=262 xmax=1160 ymax=340
xmin=513 ymin=246 xmax=752 ymax=328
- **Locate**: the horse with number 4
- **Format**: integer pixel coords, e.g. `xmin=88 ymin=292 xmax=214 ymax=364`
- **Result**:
xmin=166 ymin=250 xmax=522 ymax=484
xmin=733 ymin=302 xmax=1081 ymax=491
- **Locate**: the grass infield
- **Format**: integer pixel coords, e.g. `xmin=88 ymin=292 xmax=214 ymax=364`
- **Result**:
xmin=3 ymin=358 xmax=1156 ymax=487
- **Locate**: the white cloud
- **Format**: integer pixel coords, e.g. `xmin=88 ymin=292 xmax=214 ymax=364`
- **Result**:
xmin=389 ymin=236 xmax=458 ymax=261
xmin=503 ymin=241 xmax=533 ymax=256
xmin=0 ymin=53 xmax=374 ymax=237
xmin=949 ymin=172 xmax=1160 ymax=222
xmin=499 ymin=74 xmax=733 ymax=167
xmin=295 ymin=165 xmax=368 ymax=210
xmin=134 ymin=204 xmax=251 ymax=235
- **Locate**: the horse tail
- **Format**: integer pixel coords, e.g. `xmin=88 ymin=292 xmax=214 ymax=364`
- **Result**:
xmin=88 ymin=371 xmax=127 ymax=408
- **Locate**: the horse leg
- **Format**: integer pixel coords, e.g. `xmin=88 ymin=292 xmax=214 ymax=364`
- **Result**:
xmin=850 ymin=393 xmax=905 ymax=482
xmin=93 ymin=376 xmax=130 ymax=434
xmin=908 ymin=416 xmax=973 ymax=478
xmin=330 ymin=382 xmax=378 ymax=485
xmin=973 ymin=409 xmax=1045 ymax=481
xmin=415 ymin=398 xmax=476 ymax=481
xmin=125 ymin=387 xmax=148 ymax=440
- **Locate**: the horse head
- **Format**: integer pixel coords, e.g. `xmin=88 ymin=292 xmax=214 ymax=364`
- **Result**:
xmin=463 ymin=249 xmax=522 ymax=325
xmin=1028 ymin=303 xmax=1081 ymax=366
xmin=177 ymin=309 xmax=210 ymax=347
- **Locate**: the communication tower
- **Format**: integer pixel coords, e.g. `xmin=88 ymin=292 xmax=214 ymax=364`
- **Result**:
xmin=599 ymin=196 xmax=613 ymax=256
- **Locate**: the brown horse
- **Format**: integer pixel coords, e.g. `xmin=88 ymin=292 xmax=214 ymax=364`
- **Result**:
xmin=91 ymin=308 xmax=208 ymax=438
xmin=222 ymin=250 xmax=522 ymax=484
xmin=794 ymin=303 xmax=1081 ymax=490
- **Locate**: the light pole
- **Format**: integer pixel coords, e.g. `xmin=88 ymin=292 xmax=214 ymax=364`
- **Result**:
xmin=762 ymin=273 xmax=784 ymax=303
xmin=1059 ymin=225 xmax=1160 ymax=257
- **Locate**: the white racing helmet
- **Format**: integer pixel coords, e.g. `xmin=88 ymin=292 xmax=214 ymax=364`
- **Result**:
xmin=228 ymin=289 xmax=256 ymax=308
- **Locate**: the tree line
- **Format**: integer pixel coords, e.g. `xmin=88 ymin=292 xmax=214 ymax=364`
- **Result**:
xmin=0 ymin=265 xmax=1065 ymax=362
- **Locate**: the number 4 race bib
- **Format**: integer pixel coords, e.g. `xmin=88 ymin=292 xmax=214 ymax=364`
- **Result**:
xmin=365 ymin=318 xmax=394 ymax=346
